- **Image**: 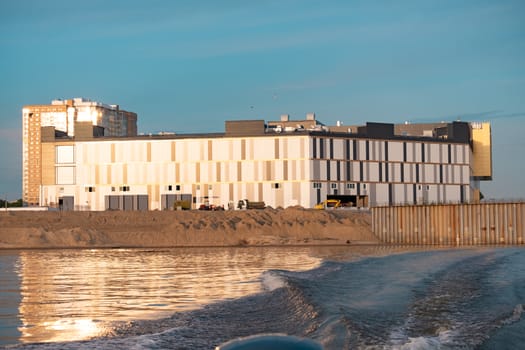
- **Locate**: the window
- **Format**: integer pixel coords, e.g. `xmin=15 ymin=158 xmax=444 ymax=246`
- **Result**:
xmin=120 ymin=186 xmax=130 ymax=192
xmin=176 ymin=185 xmax=181 ymax=191
xmin=111 ymin=187 xmax=116 ymax=192
xmin=56 ymin=145 xmax=75 ymax=164
xmin=313 ymin=182 xmax=322 ymax=189
xmin=56 ymin=166 xmax=75 ymax=185
xmin=331 ymin=183 xmax=337 ymax=189
xmin=208 ymin=185 xmax=213 ymax=190
xmin=346 ymin=183 xmax=355 ymax=189
xmin=168 ymin=185 xmax=173 ymax=191
xmin=272 ymin=183 xmax=280 ymax=189
xmin=85 ymin=186 xmax=95 ymax=193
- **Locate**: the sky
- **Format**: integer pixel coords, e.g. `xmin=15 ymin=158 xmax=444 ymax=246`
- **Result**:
xmin=0 ymin=0 xmax=524 ymax=201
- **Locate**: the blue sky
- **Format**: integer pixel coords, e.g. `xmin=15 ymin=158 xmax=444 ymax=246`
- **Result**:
xmin=0 ymin=0 xmax=524 ymax=200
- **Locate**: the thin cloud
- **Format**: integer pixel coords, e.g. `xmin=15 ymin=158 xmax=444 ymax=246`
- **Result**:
xmin=454 ymin=110 xmax=503 ymax=121
xmin=402 ymin=110 xmax=525 ymax=123
xmin=486 ymin=112 xmax=525 ymax=120
xmin=454 ymin=111 xmax=525 ymax=122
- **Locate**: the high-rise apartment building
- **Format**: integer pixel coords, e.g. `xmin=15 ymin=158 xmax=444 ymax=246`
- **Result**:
xmin=22 ymin=98 xmax=137 ymax=206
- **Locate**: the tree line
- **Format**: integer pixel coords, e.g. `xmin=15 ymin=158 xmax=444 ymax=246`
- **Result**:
xmin=0 ymin=199 xmax=23 ymax=208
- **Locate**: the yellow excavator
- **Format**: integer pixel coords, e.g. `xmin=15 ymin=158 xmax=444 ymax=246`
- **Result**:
xmin=314 ymin=199 xmax=341 ymax=210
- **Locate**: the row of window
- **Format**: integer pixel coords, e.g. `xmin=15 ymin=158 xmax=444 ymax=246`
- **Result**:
xmin=314 ymin=183 xmax=365 ymax=189
xmin=86 ymin=186 xmax=131 ymax=193
xmin=83 ymin=182 xmax=448 ymax=194
xmin=85 ymin=183 xmax=284 ymax=193
xmin=313 ymin=182 xmax=433 ymax=192
xmin=312 ymin=138 xmax=462 ymax=164
xmin=167 ymin=184 xmax=216 ymax=191
xmin=321 ymin=160 xmax=463 ymax=184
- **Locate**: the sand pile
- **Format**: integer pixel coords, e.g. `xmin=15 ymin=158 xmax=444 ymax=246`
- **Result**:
xmin=0 ymin=207 xmax=377 ymax=249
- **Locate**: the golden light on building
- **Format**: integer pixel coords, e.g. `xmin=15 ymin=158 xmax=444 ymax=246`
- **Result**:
xmin=23 ymin=102 xmax=493 ymax=209
xmin=22 ymin=98 xmax=137 ymax=206
xmin=471 ymin=122 xmax=492 ymax=181
xmin=471 ymin=122 xmax=492 ymax=202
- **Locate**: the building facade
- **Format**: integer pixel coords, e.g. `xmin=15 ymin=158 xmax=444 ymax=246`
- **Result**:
xmin=22 ymin=98 xmax=137 ymax=206
xmin=35 ymin=114 xmax=492 ymax=211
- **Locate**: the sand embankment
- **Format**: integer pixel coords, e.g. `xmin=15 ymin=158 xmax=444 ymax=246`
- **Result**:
xmin=0 ymin=207 xmax=377 ymax=249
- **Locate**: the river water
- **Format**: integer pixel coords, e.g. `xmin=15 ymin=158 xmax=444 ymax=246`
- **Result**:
xmin=0 ymin=246 xmax=523 ymax=349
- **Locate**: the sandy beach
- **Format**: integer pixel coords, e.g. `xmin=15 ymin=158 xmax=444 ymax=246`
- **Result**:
xmin=0 ymin=207 xmax=377 ymax=249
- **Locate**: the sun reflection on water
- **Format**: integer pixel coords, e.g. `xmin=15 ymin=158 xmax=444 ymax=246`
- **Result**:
xmin=15 ymin=247 xmax=325 ymax=344
xmin=37 ymin=319 xmax=102 ymax=342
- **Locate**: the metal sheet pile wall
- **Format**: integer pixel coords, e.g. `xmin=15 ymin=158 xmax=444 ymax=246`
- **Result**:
xmin=372 ymin=202 xmax=524 ymax=245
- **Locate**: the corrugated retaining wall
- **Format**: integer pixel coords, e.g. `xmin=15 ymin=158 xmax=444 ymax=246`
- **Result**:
xmin=371 ymin=202 xmax=524 ymax=245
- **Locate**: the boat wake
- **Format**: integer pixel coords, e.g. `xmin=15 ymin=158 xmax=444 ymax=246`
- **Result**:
xmin=8 ymin=248 xmax=524 ymax=350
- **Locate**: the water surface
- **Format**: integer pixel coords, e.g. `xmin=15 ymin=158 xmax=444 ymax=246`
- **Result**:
xmin=2 ymin=246 xmax=523 ymax=349
xmin=0 ymin=245 xmax=398 ymax=346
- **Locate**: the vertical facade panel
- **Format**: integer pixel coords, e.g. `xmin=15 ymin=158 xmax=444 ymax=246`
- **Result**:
xmin=389 ymin=141 xmax=403 ymax=162
xmin=358 ymin=140 xmax=367 ymax=160
xmin=406 ymin=143 xmax=413 ymax=162
xmin=430 ymin=144 xmax=440 ymax=163
xmin=368 ymin=162 xmax=379 ymax=182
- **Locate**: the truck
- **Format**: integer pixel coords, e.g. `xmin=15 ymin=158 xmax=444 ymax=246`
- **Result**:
xmin=237 ymin=199 xmax=266 ymax=210
xmin=173 ymin=200 xmax=191 ymax=210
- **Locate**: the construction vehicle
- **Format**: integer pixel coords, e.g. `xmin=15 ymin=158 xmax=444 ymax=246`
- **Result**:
xmin=173 ymin=200 xmax=191 ymax=210
xmin=198 ymin=203 xmax=225 ymax=211
xmin=237 ymin=199 xmax=266 ymax=210
xmin=314 ymin=199 xmax=341 ymax=210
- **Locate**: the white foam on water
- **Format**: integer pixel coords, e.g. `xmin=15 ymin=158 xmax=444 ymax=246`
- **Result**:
xmin=388 ymin=326 xmax=457 ymax=350
xmin=260 ymin=271 xmax=287 ymax=291
xmin=216 ymin=334 xmax=323 ymax=350
xmin=127 ymin=335 xmax=157 ymax=350
xmin=502 ymin=304 xmax=523 ymax=325
xmin=390 ymin=330 xmax=456 ymax=350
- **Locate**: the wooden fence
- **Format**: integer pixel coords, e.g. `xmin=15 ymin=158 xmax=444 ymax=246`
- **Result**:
xmin=371 ymin=202 xmax=525 ymax=245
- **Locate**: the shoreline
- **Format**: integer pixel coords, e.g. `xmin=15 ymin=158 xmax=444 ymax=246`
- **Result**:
xmin=0 ymin=207 xmax=379 ymax=250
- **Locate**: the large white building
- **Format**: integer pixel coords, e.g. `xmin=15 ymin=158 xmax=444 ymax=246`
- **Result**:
xmin=34 ymin=112 xmax=492 ymax=211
